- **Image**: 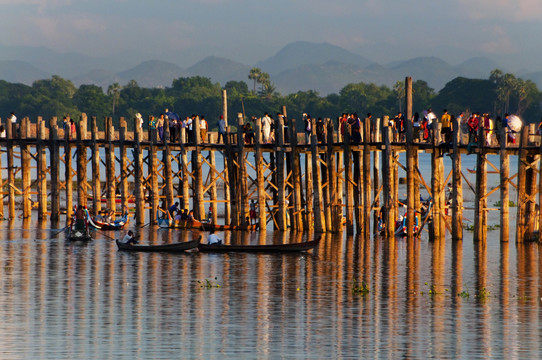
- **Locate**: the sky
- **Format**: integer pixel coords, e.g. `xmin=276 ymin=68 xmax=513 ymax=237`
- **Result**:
xmin=1 ymin=0 xmax=542 ymax=72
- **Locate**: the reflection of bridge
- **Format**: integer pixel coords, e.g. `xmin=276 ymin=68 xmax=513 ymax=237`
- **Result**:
xmin=0 ymin=77 xmax=540 ymax=242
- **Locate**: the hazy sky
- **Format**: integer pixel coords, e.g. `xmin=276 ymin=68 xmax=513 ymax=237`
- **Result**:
xmin=2 ymin=0 xmax=541 ymax=71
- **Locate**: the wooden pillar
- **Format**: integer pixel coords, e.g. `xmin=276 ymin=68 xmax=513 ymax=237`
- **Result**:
xmin=321 ymin=119 xmax=331 ymax=230
xmin=236 ymin=113 xmax=248 ymax=225
xmin=305 ymin=149 xmax=313 ymax=231
xmin=6 ymin=120 xmax=15 ymax=220
xmin=276 ymin=115 xmax=287 ymax=230
xmin=163 ymin=119 xmax=174 ymax=209
xmin=539 ymin=134 xmax=542 ymax=241
xmin=500 ymin=128 xmax=509 ymax=242
xmin=181 ymin=138 xmax=190 ymax=212
xmin=209 ymin=143 xmax=219 ymax=225
xmin=105 ymin=117 xmax=116 ymax=217
xmin=363 ymin=116 xmax=372 ymax=238
xmin=289 ymin=118 xmax=303 ymax=231
xmin=149 ymin=128 xmax=159 ymax=224
xmin=0 ymin=123 xmax=3 ymax=219
xmin=193 ymin=116 xmax=205 ymax=220
xmin=474 ymin=123 xmax=487 ymax=243
xmin=21 ymin=117 xmax=32 ymax=218
xmin=119 ymin=117 xmax=129 ymax=214
xmin=37 ymin=118 xmax=47 ymax=219
xmin=254 ymin=118 xmax=267 ymax=230
xmin=405 ymin=77 xmax=416 ymax=239
xmin=64 ymin=116 xmax=73 ymax=218
xmin=310 ymin=119 xmax=325 ymax=232
xmin=372 ymin=117 xmax=381 ymax=235
xmin=133 ymin=117 xmax=145 ymax=224
xmin=383 ymin=125 xmax=397 ymax=238
xmin=353 ymin=143 xmax=363 ymax=234
xmin=343 ymin=123 xmax=354 ymax=234
xmin=49 ymin=119 xmax=60 ymax=222
xmin=451 ymin=116 xmax=463 ymax=240
xmin=516 ymin=127 xmax=529 ymax=242
xmin=77 ymin=114 xmax=88 ymax=208
xmin=226 ymin=129 xmax=238 ymax=226
xmin=327 ymin=119 xmax=340 ymax=232
xmin=91 ymin=116 xmax=102 ymax=214
xmin=222 ymin=89 xmax=228 ymax=128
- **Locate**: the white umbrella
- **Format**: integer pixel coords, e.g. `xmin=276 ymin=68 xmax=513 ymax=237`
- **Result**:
xmin=507 ymin=115 xmax=522 ymax=132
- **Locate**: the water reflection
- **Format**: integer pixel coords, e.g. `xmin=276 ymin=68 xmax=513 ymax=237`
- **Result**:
xmin=0 ymin=221 xmax=540 ymax=359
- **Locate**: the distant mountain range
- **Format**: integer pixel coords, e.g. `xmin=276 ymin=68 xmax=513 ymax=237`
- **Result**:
xmin=1 ymin=41 xmax=540 ymax=95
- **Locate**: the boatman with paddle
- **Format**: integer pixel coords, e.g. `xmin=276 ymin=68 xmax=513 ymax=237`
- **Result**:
xmin=122 ymin=230 xmax=137 ymax=245
xmin=207 ymin=229 xmax=222 ymax=245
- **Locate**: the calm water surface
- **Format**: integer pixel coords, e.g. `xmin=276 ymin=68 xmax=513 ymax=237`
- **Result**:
xmin=0 ymin=217 xmax=540 ymax=360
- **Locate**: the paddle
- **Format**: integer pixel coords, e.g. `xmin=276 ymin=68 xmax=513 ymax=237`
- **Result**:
xmin=89 ymin=227 xmax=116 ymax=240
xmin=48 ymin=225 xmax=69 ymax=239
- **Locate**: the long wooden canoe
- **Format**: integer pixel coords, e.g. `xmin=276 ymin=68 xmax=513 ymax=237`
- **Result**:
xmin=116 ymin=237 xmax=200 ymax=253
xmin=197 ymin=237 xmax=321 ymax=253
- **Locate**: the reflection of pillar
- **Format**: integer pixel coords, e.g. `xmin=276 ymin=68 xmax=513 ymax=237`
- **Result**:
xmin=500 ymin=241 xmax=511 ymax=356
xmin=431 ymin=237 xmax=446 ymax=354
xmin=405 ymin=237 xmax=420 ymax=358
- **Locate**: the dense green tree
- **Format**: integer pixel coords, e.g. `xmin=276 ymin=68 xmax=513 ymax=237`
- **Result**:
xmin=431 ymin=77 xmax=495 ymax=115
xmin=224 ymin=81 xmax=249 ymax=97
xmin=73 ymin=84 xmax=108 ymax=120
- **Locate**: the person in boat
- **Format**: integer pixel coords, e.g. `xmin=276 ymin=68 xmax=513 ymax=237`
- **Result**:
xmin=169 ymin=202 xmax=179 ymax=218
xmin=122 ymin=230 xmax=137 ymax=245
xmin=95 ymin=210 xmax=105 ymax=222
xmin=188 ymin=210 xmax=197 ymax=223
xmin=174 ymin=211 xmax=183 ymax=221
xmin=104 ymin=209 xmax=114 ymax=224
xmin=180 ymin=209 xmax=188 ymax=221
xmin=207 ymin=229 xmax=222 ymax=245
xmin=207 ymin=205 xmax=213 ymax=224
xmin=75 ymin=205 xmax=87 ymax=230
xmin=249 ymin=200 xmax=257 ymax=225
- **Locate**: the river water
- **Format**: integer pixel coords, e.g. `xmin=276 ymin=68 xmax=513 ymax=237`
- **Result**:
xmin=0 ymin=216 xmax=540 ymax=359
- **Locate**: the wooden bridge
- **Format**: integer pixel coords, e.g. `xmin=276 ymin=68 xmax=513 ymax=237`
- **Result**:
xmin=0 ymin=77 xmax=540 ymax=243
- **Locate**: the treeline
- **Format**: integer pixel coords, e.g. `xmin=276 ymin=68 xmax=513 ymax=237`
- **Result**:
xmin=0 ymin=69 xmax=540 ymax=132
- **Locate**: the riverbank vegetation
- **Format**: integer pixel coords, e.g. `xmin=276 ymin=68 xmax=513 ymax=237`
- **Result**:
xmin=0 ymin=68 xmax=539 ymax=132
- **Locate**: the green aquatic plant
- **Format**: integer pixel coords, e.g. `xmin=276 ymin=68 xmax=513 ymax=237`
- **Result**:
xmin=351 ymin=279 xmax=369 ymax=296
xmin=475 ymin=287 xmax=490 ymax=300
xmin=458 ymin=289 xmax=470 ymax=298
xmin=198 ymin=277 xmax=221 ymax=289
xmin=493 ymin=200 xmax=517 ymax=207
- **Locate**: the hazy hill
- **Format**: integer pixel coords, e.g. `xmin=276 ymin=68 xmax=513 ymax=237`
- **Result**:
xmin=71 ymin=69 xmax=122 ymax=89
xmin=0 ymin=60 xmax=50 ymax=85
xmin=0 ymin=41 xmax=533 ymax=95
xmin=187 ymin=56 xmax=251 ymax=86
xmin=456 ymin=57 xmax=500 ymax=79
xmin=256 ymin=41 xmax=373 ymax=75
xmin=116 ymin=60 xmax=187 ymax=88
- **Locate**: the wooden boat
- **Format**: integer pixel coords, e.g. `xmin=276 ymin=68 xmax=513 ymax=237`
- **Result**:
xmin=67 ymin=224 xmax=92 ymax=241
xmin=158 ymin=211 xmax=258 ymax=231
xmin=86 ymin=209 xmax=129 ymax=230
xmin=197 ymin=237 xmax=321 ymax=253
xmin=116 ymin=237 xmax=200 ymax=253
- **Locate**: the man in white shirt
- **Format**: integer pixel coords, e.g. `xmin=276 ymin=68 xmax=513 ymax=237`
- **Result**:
xmin=122 ymin=230 xmax=137 ymax=245
xmin=207 ymin=230 xmax=222 ymax=245
xmin=8 ymin=112 xmax=16 ymax=124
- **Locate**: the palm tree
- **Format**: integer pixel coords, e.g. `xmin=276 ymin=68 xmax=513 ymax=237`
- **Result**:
xmin=248 ymin=68 xmax=262 ymax=93
xmin=393 ymin=81 xmax=405 ymax=112
xmin=107 ymin=82 xmax=123 ymax=115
